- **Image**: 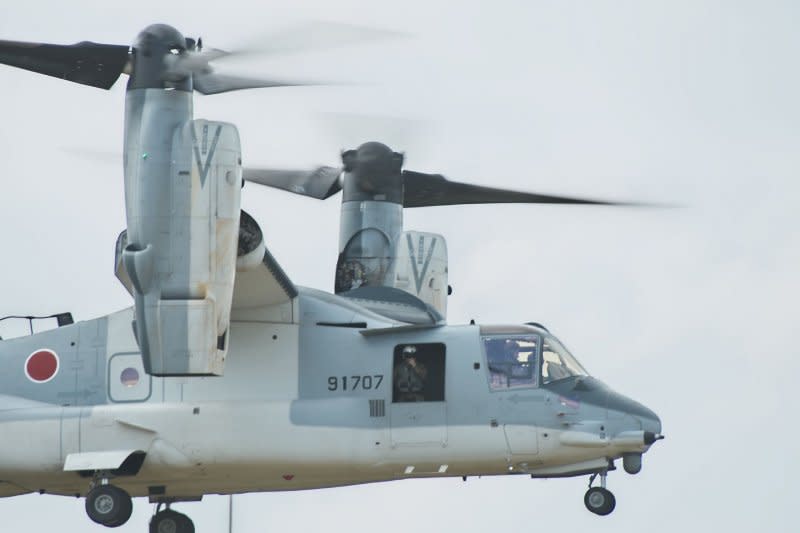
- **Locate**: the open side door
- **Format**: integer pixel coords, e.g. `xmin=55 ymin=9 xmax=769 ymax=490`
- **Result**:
xmin=389 ymin=342 xmax=447 ymax=447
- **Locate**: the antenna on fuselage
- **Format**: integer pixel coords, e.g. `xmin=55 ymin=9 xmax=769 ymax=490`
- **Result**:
xmin=0 ymin=313 xmax=74 ymax=336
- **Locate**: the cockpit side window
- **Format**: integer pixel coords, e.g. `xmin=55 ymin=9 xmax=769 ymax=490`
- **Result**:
xmin=541 ymin=336 xmax=588 ymax=384
xmin=482 ymin=335 xmax=539 ymax=390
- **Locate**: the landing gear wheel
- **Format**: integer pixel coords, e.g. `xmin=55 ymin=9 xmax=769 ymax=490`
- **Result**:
xmin=108 ymin=494 xmax=133 ymax=528
xmin=584 ymin=486 xmax=616 ymax=516
xmin=85 ymin=485 xmax=133 ymax=527
xmin=150 ymin=509 xmax=195 ymax=533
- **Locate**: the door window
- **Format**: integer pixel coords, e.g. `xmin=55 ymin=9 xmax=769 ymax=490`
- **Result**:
xmin=108 ymin=352 xmax=151 ymax=402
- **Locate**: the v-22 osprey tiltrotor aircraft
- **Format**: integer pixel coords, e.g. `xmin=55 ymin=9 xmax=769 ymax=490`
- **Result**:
xmin=0 ymin=23 xmax=663 ymax=532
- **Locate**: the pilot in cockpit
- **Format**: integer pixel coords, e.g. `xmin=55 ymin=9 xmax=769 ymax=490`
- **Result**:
xmin=488 ymin=339 xmax=519 ymax=388
xmin=542 ymin=339 xmax=573 ymax=383
xmin=485 ymin=335 xmax=541 ymax=389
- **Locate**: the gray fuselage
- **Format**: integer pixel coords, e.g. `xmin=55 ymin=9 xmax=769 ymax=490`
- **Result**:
xmin=0 ymin=286 xmax=660 ymax=500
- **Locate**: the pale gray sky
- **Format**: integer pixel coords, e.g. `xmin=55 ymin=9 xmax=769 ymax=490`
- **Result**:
xmin=0 ymin=0 xmax=798 ymax=531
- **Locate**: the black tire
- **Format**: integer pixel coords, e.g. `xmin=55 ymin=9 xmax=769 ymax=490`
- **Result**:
xmin=584 ymin=486 xmax=616 ymax=516
xmin=85 ymin=485 xmax=133 ymax=527
xmin=150 ymin=509 xmax=195 ymax=533
xmin=107 ymin=493 xmax=133 ymax=528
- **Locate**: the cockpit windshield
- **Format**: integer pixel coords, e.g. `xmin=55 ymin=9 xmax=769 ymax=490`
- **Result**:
xmin=481 ymin=330 xmax=589 ymax=390
xmin=541 ymin=336 xmax=588 ymax=384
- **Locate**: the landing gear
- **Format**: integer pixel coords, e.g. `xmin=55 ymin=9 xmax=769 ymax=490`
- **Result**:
xmin=150 ymin=506 xmax=195 ymax=533
xmin=584 ymin=486 xmax=616 ymax=515
xmin=85 ymin=484 xmax=133 ymax=527
xmin=584 ymin=471 xmax=616 ymax=516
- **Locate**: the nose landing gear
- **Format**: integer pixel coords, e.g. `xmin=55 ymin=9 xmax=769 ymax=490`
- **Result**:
xmin=150 ymin=503 xmax=195 ymax=533
xmin=584 ymin=471 xmax=616 ymax=516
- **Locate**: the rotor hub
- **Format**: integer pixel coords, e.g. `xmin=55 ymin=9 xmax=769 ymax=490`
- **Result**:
xmin=128 ymin=24 xmax=193 ymax=91
xmin=134 ymin=24 xmax=187 ymax=56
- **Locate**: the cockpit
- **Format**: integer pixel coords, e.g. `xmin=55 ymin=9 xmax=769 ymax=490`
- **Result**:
xmin=481 ymin=326 xmax=588 ymax=390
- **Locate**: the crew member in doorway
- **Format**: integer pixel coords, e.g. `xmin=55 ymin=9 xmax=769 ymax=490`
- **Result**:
xmin=394 ymin=346 xmax=428 ymax=402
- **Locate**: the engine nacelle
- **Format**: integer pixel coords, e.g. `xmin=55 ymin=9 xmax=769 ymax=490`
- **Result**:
xmin=123 ymin=119 xmax=241 ymax=376
xmin=392 ymin=231 xmax=448 ymax=318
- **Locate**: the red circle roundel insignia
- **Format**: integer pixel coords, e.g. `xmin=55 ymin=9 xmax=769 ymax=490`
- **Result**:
xmin=25 ymin=349 xmax=59 ymax=383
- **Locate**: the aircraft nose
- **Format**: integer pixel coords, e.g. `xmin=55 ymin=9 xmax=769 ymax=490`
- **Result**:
xmin=605 ymin=386 xmax=663 ymax=435
xmin=639 ymin=405 xmax=662 ymax=437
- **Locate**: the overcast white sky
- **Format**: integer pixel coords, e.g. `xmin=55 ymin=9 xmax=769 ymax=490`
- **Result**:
xmin=0 ymin=0 xmax=798 ymax=531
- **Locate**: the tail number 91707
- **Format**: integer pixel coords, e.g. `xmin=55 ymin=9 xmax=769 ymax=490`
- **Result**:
xmin=328 ymin=375 xmax=384 ymax=392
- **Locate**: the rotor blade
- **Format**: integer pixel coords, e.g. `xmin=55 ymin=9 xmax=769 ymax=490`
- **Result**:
xmin=193 ymin=72 xmax=325 ymax=94
xmin=0 ymin=40 xmax=129 ymax=89
xmin=243 ymin=166 xmax=342 ymax=200
xmin=162 ymin=48 xmax=230 ymax=80
xmin=315 ymin=112 xmax=428 ymax=156
xmin=227 ymin=20 xmax=407 ymax=58
xmin=402 ymin=171 xmax=640 ymax=208
xmin=190 ymin=47 xmax=230 ymax=63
